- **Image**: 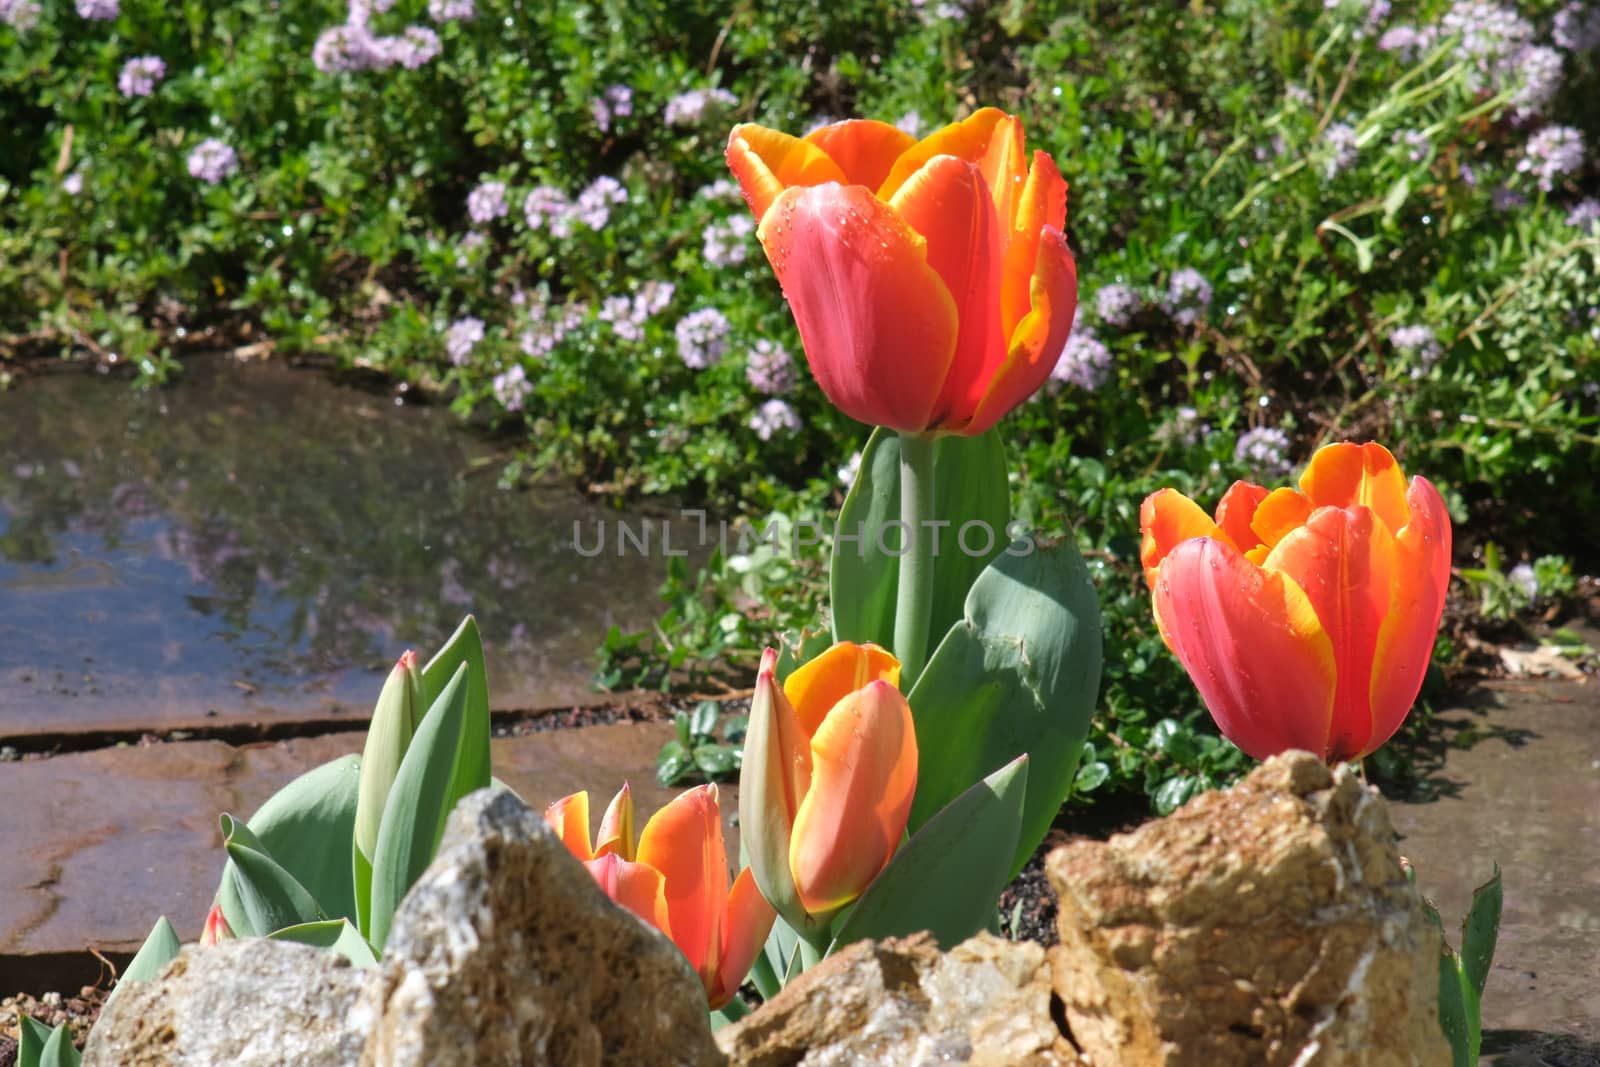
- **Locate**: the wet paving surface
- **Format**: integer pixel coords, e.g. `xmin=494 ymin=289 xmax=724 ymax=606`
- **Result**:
xmin=0 ymin=357 xmax=693 ymax=739
xmin=1385 ymin=680 xmax=1600 ymax=1062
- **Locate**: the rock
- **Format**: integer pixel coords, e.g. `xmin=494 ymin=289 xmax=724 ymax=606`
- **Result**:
xmin=717 ymin=931 xmax=1079 ymax=1066
xmin=81 ymin=939 xmax=366 ymax=1066
xmin=355 ymin=787 xmax=723 ymax=1067
xmin=1047 ymin=751 xmax=1449 ymax=1067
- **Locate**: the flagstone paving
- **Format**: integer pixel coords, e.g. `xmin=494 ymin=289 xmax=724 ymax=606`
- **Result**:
xmin=0 ymin=721 xmax=731 ymax=994
xmin=1385 ymin=680 xmax=1600 ymax=1061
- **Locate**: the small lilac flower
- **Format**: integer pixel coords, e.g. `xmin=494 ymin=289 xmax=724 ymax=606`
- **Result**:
xmin=493 ymin=364 xmax=533 ymax=412
xmin=1389 ymin=324 xmax=1443 ymax=376
xmin=1094 ymin=284 xmax=1140 ymax=328
xmin=1234 ymin=426 xmax=1294 ymax=480
xmin=1510 ymin=46 xmax=1564 ymax=122
xmin=0 ymin=0 xmax=42 ymax=30
xmin=599 ymin=295 xmax=645 ymax=342
xmin=1395 ymin=129 xmax=1431 ymax=164
xmin=1508 ymin=562 xmax=1539 ymax=601
xmin=1378 ymin=25 xmax=1427 ymax=58
xmin=467 ymin=180 xmax=509 ymax=224
xmin=633 ymin=280 xmax=675 ymax=318
xmin=838 ymin=450 xmax=863 ymax=488
xmin=1164 ymin=406 xmax=1210 ymax=447
xmin=702 ymin=214 xmax=755 ymax=267
xmin=1438 ymin=1 xmax=1533 ymax=94
xmin=186 ymin=138 xmax=238 ymax=184
xmin=663 ymin=87 xmax=737 ymax=127
xmin=523 ymin=185 xmax=573 ymax=237
xmin=1517 ymin=125 xmax=1585 ymax=192
xmin=1322 ymin=122 xmax=1360 ymax=179
xmin=675 ymin=308 xmax=731 ymax=369
xmin=390 ymin=25 xmax=441 ymax=68
xmin=1166 ymin=268 xmax=1213 ymax=326
xmin=573 ymin=175 xmax=627 ymax=229
xmin=75 ymin=0 xmax=117 ymax=19
xmin=895 ymin=111 xmax=924 ymax=137
xmin=1048 ymin=322 xmax=1113 ymax=391
xmin=1554 ymin=2 xmax=1600 ymax=52
xmin=313 ymin=24 xmax=380 ymax=73
xmin=346 ymin=0 xmax=394 ymax=24
xmin=62 ymin=171 xmax=85 ymax=196
xmin=911 ymin=0 xmax=969 ymax=21
xmin=591 ymin=84 xmax=634 ymax=132
xmin=445 ymin=316 xmax=484 ymax=366
xmin=1565 ymin=198 xmax=1600 ymax=230
xmin=1491 ymin=185 xmax=1527 ymax=211
xmin=697 ymin=178 xmax=742 ymax=202
xmin=428 ymin=0 xmax=472 ymax=21
xmin=749 ymin=399 xmax=802 ymax=441
xmin=454 ymin=231 xmax=485 ymax=268
xmin=118 ymin=56 xmax=166 ymax=98
xmin=745 ymin=339 xmax=795 ymax=395
xmin=1285 ymin=83 xmax=1313 ymax=107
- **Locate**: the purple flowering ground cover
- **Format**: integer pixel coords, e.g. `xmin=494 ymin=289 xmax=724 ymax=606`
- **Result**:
xmin=0 ymin=0 xmax=1596 ymax=807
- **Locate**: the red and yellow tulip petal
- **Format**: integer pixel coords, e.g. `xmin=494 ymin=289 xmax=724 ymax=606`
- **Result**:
xmin=999 ymin=152 xmax=1068 ymax=337
xmin=889 ymin=155 xmax=1006 ymax=430
xmin=637 ymin=784 xmax=728 ymax=981
xmin=1139 ymin=487 xmax=1230 ymax=587
xmin=877 ymin=107 xmax=1017 ymax=202
xmin=594 ymin=782 xmax=635 ymax=861
xmin=1249 ymin=487 xmax=1315 ymax=551
xmin=1151 ymin=538 xmax=1338 ymax=760
xmin=1364 ymin=477 xmax=1452 ymax=757
xmin=544 ymin=791 xmax=594 ymax=862
xmin=585 ymin=853 xmax=671 ymax=937
xmin=789 ymin=680 xmax=918 ymax=915
xmin=781 ymin=641 xmax=901 ymax=739
xmin=726 ymin=124 xmax=850 ymax=223
xmin=1213 ymin=481 xmax=1270 ymax=552
xmin=1298 ymin=441 xmax=1411 ymax=534
xmin=1261 ymin=506 xmax=1397 ymax=761
xmin=802 ymin=119 xmax=917 ymax=192
xmin=756 ymin=183 xmax=958 ymax=433
xmin=963 ymin=226 xmax=1077 ymax=436
xmin=706 ymin=868 xmax=779 ymax=1009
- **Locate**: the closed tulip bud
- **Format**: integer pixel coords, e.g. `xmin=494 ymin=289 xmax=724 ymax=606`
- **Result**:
xmin=198 ymin=903 xmax=233 ymax=946
xmin=1140 ymin=441 xmax=1451 ymax=764
xmin=354 ymin=651 xmax=426 ymax=867
xmin=740 ymin=643 xmax=918 ymax=936
xmin=545 ymin=783 xmax=775 ymax=1009
xmin=726 ymin=108 xmax=1077 ymax=435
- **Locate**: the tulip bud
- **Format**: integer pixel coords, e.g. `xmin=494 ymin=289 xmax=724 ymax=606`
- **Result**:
xmin=354 ymin=651 xmax=426 ymax=867
xmin=198 ymin=902 xmax=233 ymax=946
xmin=740 ymin=642 xmax=917 ymax=935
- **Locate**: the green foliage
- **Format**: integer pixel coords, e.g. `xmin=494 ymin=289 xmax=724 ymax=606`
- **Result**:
xmin=1420 ymin=865 xmax=1504 ymax=1066
xmin=16 ymin=1015 xmax=80 ymax=1067
xmin=655 ymin=700 xmax=745 ymax=787
xmin=1457 ymin=542 xmax=1578 ymax=621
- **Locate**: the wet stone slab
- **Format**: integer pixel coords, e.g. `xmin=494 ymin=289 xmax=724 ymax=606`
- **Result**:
xmin=1384 ymin=680 xmax=1600 ymax=1058
xmin=0 ymin=721 xmax=736 ymax=994
xmin=0 ymin=357 xmax=704 ymax=742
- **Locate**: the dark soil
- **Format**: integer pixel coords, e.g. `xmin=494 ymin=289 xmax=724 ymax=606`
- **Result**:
xmin=0 ymin=987 xmax=108 ymax=1059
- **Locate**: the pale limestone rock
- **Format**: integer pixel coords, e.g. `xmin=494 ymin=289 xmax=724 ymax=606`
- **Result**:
xmin=718 ymin=931 xmax=1079 ymax=1066
xmin=1048 ymin=750 xmax=1449 ymax=1067
xmin=82 ymin=939 xmax=366 ymax=1066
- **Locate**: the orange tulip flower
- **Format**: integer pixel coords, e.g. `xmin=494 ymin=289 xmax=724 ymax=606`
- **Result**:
xmin=740 ymin=642 xmax=918 ymax=935
xmin=1139 ymin=441 xmax=1452 ymax=764
xmin=545 ymin=782 xmax=776 ymax=1008
xmin=726 ymin=108 xmax=1078 ymax=436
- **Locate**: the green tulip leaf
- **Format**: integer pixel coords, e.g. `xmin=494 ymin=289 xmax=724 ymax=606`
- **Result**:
xmin=1435 ymin=946 xmax=1478 ymax=1067
xmin=268 ymin=919 xmax=379 ymax=969
xmin=1460 ymin=865 xmax=1502 ymax=1000
xmin=830 ymin=428 xmax=1010 ymax=660
xmin=17 ymin=1016 xmax=80 ymax=1067
xmin=420 ymin=615 xmax=493 ymax=817
xmin=221 ymin=814 xmax=329 ymax=936
xmin=215 ymin=754 xmax=361 ymax=937
xmin=906 ymin=540 xmax=1102 ymax=876
xmin=368 ymin=661 xmax=471 ymax=953
xmin=829 ymin=754 xmax=1027 ymax=952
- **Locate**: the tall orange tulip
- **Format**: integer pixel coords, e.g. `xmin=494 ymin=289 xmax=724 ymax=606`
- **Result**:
xmin=739 ymin=642 xmax=918 ymax=939
xmin=726 ymin=108 xmax=1077 ymax=435
xmin=545 ymin=782 xmax=775 ymax=1009
xmin=1139 ymin=441 xmax=1452 ymax=764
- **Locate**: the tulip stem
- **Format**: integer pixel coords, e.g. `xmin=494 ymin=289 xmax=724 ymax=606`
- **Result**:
xmin=894 ymin=432 xmax=937 ymax=689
